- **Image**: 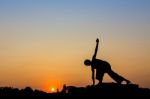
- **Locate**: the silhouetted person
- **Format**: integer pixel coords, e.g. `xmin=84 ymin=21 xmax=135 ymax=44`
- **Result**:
xmin=84 ymin=38 xmax=130 ymax=85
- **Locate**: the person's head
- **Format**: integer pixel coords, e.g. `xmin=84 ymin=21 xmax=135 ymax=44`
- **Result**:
xmin=84 ymin=59 xmax=91 ymax=66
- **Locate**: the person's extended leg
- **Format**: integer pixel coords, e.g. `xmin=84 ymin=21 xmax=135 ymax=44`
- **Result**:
xmin=108 ymin=70 xmax=130 ymax=84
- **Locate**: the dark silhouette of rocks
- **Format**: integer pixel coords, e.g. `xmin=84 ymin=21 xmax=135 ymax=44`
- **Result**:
xmin=0 ymin=83 xmax=150 ymax=98
xmin=62 ymin=83 xmax=150 ymax=98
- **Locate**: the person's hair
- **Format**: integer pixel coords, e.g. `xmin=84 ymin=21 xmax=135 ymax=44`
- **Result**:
xmin=84 ymin=59 xmax=91 ymax=66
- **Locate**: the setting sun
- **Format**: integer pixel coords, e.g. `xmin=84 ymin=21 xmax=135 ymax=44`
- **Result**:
xmin=51 ymin=87 xmax=56 ymax=92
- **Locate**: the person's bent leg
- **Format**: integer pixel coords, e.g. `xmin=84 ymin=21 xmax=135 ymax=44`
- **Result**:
xmin=96 ymin=72 xmax=104 ymax=85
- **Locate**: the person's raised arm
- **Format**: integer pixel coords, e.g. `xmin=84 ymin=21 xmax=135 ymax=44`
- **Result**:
xmin=92 ymin=38 xmax=99 ymax=60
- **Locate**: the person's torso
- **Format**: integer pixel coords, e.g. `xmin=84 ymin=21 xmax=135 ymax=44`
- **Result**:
xmin=92 ymin=59 xmax=111 ymax=72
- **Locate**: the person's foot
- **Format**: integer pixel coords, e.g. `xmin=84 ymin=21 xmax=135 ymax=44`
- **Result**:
xmin=116 ymin=80 xmax=122 ymax=84
xmin=126 ymin=80 xmax=130 ymax=84
xmin=96 ymin=82 xmax=102 ymax=86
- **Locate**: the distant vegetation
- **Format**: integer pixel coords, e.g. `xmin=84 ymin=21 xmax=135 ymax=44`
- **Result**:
xmin=0 ymin=83 xmax=150 ymax=98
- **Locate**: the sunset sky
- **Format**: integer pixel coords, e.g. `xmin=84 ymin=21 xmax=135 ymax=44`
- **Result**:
xmin=0 ymin=0 xmax=150 ymax=92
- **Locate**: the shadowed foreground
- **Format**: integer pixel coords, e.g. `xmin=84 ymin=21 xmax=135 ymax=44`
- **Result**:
xmin=0 ymin=83 xmax=150 ymax=98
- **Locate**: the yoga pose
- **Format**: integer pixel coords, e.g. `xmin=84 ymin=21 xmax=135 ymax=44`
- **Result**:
xmin=84 ymin=38 xmax=130 ymax=85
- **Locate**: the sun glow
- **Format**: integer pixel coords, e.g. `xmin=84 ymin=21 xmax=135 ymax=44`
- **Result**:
xmin=50 ymin=87 xmax=56 ymax=92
